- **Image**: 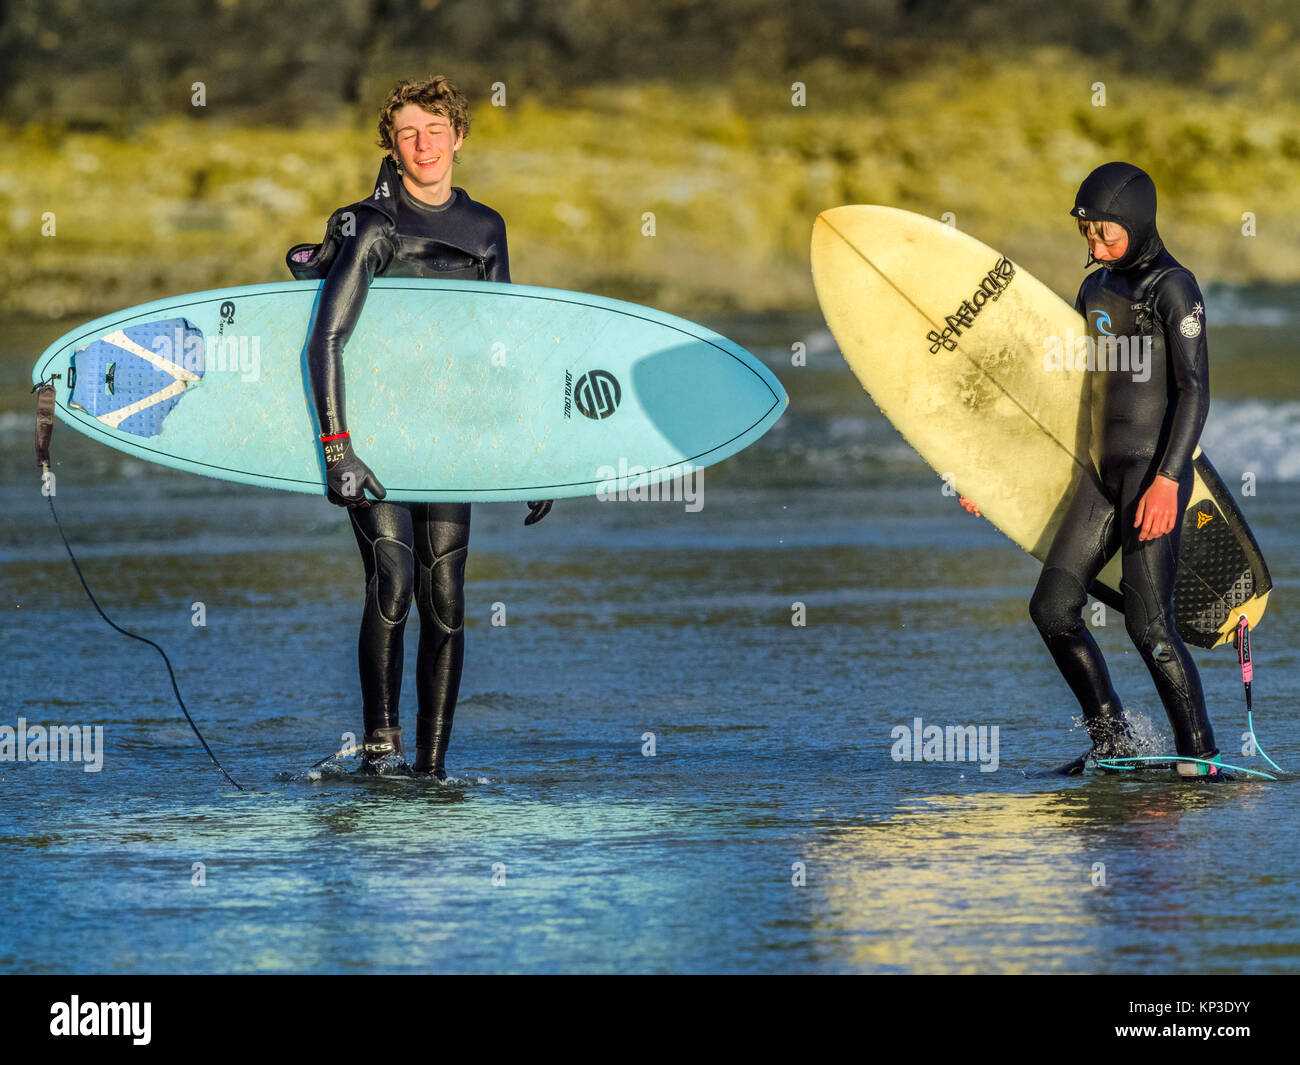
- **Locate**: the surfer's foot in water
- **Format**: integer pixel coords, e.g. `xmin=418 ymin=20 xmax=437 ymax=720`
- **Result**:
xmin=1043 ymin=715 xmax=1141 ymax=776
xmin=411 ymin=747 xmax=447 ymax=781
xmin=1060 ymin=713 xmax=1138 ymax=774
xmin=1175 ymin=750 xmax=1232 ymax=782
xmin=1054 ymin=746 xmax=1127 ymax=775
xmin=1028 ymin=729 xmax=1135 ymax=778
xmin=359 ymin=727 xmax=411 ymax=776
xmin=1087 ymin=707 xmax=1137 ymax=754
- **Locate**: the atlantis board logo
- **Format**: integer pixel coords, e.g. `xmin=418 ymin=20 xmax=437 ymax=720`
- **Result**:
xmin=925 ymin=256 xmax=1017 ymax=353
xmin=574 ymin=370 xmax=622 ymax=420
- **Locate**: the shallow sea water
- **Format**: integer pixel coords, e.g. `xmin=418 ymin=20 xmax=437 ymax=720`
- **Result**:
xmin=1 ymin=303 xmax=1298 ymax=973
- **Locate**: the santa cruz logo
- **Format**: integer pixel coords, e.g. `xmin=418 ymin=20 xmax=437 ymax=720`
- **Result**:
xmin=574 ymin=370 xmax=622 ymax=420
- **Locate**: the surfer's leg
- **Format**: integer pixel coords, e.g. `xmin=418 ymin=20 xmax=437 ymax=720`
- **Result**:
xmin=1029 ymin=472 xmax=1131 ymax=751
xmin=349 ymin=502 xmax=416 ymax=753
xmin=1118 ymin=464 xmax=1216 ymax=759
xmin=411 ymin=502 xmax=472 ymax=778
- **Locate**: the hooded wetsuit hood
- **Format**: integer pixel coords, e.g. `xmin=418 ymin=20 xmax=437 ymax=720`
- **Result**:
xmin=1069 ymin=161 xmax=1164 ymax=273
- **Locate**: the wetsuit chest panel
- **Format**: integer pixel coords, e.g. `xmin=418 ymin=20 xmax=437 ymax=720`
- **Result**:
xmin=1083 ymin=275 xmax=1143 ymax=340
xmin=1081 ymin=272 xmax=1172 ymax=463
xmin=288 ymin=163 xmax=508 ymax=286
xmin=384 ymin=186 xmax=500 ymax=282
xmin=386 ymin=236 xmax=485 ymax=280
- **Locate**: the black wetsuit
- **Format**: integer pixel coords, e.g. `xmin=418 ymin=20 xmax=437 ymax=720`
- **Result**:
xmin=1029 ymin=162 xmax=1215 ymax=760
xmin=289 ymin=156 xmax=510 ymax=777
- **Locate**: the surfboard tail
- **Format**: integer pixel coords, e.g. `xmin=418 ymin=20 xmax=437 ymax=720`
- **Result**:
xmin=1177 ymin=452 xmax=1273 ymax=649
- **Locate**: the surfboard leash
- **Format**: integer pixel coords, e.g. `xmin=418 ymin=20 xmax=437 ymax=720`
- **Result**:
xmin=33 ymin=382 xmax=244 ymax=791
xmin=1093 ymin=756 xmax=1276 ymax=780
xmin=310 ymin=740 xmax=360 ymax=768
xmin=1095 ymin=615 xmax=1284 ymax=780
xmin=1234 ymin=614 xmax=1283 ymax=774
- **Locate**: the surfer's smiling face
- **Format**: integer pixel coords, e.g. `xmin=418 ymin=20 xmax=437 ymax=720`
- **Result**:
xmin=390 ymin=105 xmax=463 ymax=190
xmin=1078 ymin=219 xmax=1129 ymax=262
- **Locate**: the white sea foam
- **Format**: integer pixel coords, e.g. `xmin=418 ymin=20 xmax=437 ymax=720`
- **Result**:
xmin=1201 ymin=399 xmax=1300 ymax=482
xmin=1204 ymin=286 xmax=1297 ymax=327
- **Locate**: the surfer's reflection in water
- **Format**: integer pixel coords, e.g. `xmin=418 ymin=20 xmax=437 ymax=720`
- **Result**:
xmin=289 ymin=76 xmax=551 ymax=778
xmin=961 ymin=162 xmax=1222 ymax=780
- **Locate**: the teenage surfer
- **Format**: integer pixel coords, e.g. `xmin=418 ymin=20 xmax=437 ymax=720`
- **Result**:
xmin=962 ymin=161 xmax=1222 ymax=778
xmin=288 ymin=76 xmax=551 ymax=777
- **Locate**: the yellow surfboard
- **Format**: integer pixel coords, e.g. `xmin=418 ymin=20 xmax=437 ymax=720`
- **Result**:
xmin=812 ymin=205 xmax=1270 ymax=649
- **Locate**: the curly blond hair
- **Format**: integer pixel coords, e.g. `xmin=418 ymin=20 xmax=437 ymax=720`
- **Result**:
xmin=377 ymin=76 xmax=470 ymax=160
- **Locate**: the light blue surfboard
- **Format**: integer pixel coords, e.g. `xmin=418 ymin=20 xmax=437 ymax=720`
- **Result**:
xmin=31 ymin=279 xmax=788 ymax=501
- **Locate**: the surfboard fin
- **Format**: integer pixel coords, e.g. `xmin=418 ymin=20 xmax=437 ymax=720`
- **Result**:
xmin=1023 ymin=754 xmax=1089 ymax=779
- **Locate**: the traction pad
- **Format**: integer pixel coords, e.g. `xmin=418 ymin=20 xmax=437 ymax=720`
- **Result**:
xmin=68 ymin=317 xmax=205 ymax=437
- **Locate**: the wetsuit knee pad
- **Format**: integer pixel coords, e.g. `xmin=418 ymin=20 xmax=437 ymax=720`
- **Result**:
xmin=371 ymin=537 xmax=415 ymax=625
xmin=1029 ymin=566 xmax=1089 ymax=636
xmin=420 ymin=545 xmax=468 ymax=633
xmin=1119 ymin=579 xmax=1176 ymax=663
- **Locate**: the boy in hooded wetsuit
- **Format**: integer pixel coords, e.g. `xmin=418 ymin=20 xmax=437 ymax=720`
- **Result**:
xmin=1027 ymin=161 xmax=1222 ymax=778
xmin=288 ymin=77 xmax=551 ymax=778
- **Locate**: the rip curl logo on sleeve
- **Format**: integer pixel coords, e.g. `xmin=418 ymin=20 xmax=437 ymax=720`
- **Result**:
xmin=1179 ymin=302 xmax=1204 ymax=338
xmin=1089 ymin=309 xmax=1114 ymax=336
xmin=375 ymin=181 xmax=389 ymax=200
